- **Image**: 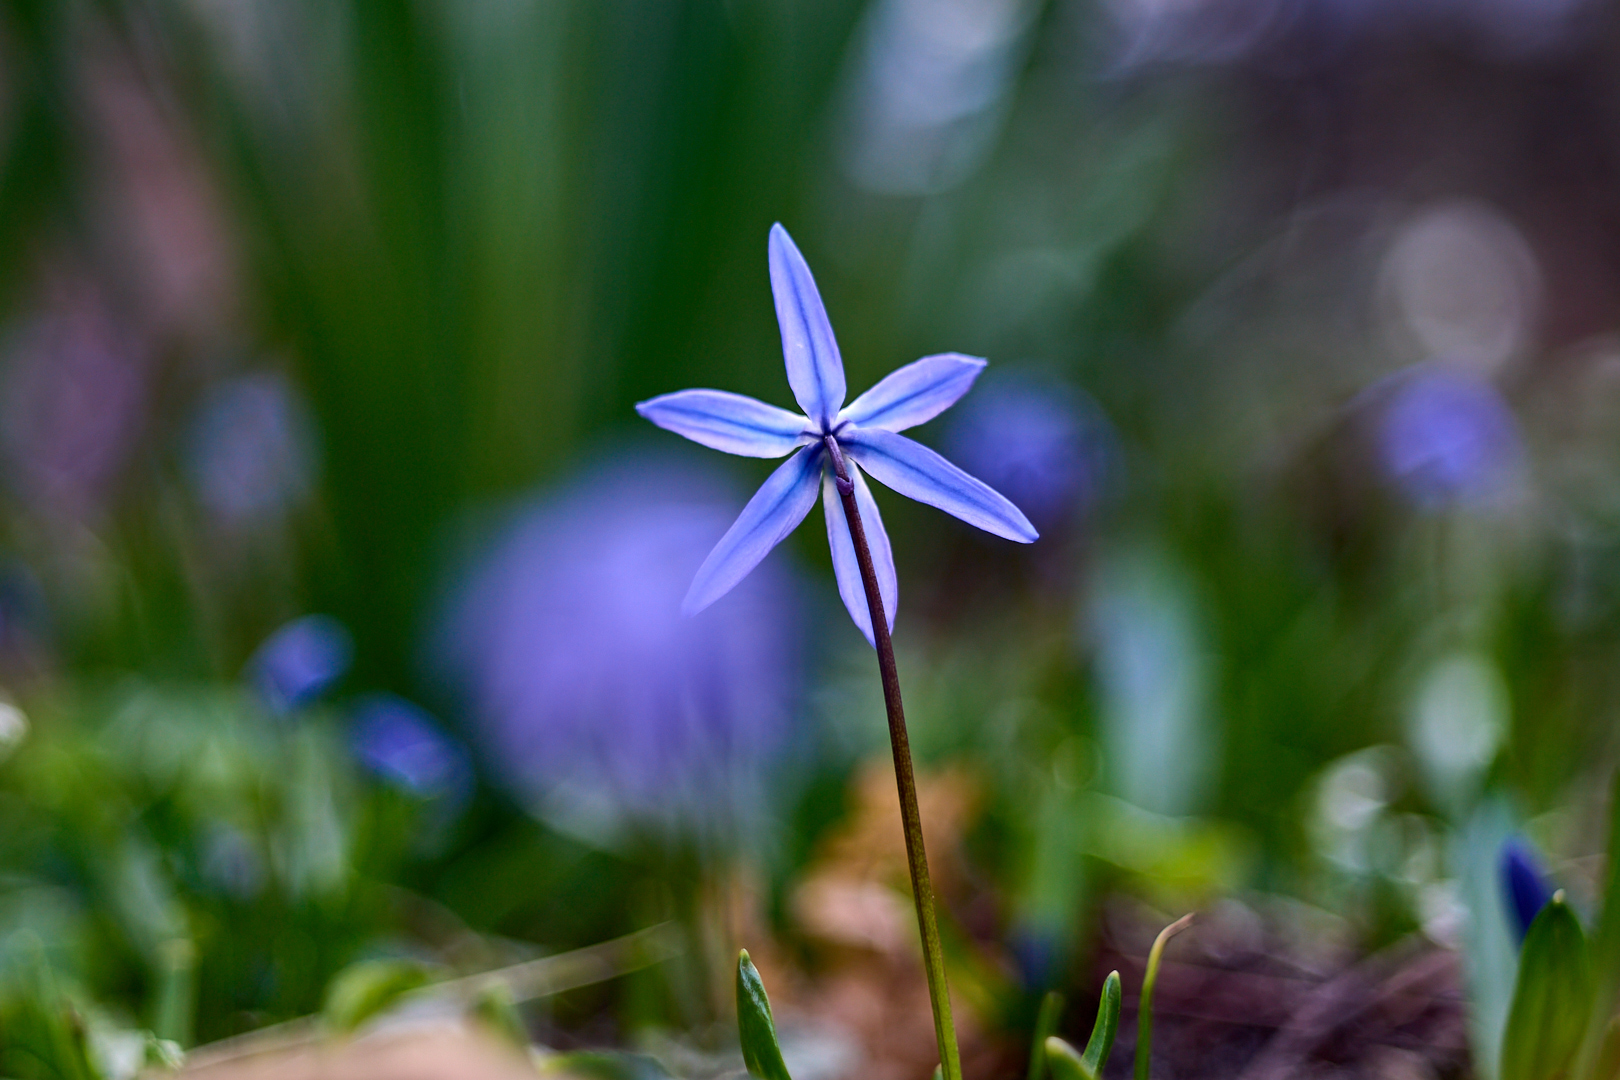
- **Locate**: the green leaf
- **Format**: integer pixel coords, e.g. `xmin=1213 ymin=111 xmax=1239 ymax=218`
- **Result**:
xmin=1042 ymin=972 xmax=1121 ymax=1080
xmin=1082 ymin=972 xmax=1122 ymax=1077
xmin=1027 ymin=990 xmax=1066 ymax=1080
xmin=1501 ymin=892 xmax=1593 ymax=1080
xmin=736 ymin=950 xmax=792 ymax=1080
xmin=470 ymin=982 xmax=529 ymax=1051
xmin=1045 ymin=1036 xmax=1091 ymax=1080
xmin=322 ymin=958 xmax=431 ymax=1034
xmin=1135 ymin=915 xmax=1193 ymax=1080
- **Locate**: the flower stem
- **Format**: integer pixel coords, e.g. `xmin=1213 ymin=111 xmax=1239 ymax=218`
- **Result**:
xmin=824 ymin=436 xmax=963 ymax=1080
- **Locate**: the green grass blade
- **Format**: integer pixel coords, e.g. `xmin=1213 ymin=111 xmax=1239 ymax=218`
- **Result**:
xmin=1083 ymin=972 xmax=1122 ymax=1078
xmin=736 ymin=950 xmax=792 ymax=1080
xmin=1028 ymin=990 xmax=1066 ymax=1080
xmin=1135 ymin=915 xmax=1193 ymax=1080
xmin=1046 ymin=1036 xmax=1091 ymax=1080
xmin=1043 ymin=973 xmax=1123 ymax=1080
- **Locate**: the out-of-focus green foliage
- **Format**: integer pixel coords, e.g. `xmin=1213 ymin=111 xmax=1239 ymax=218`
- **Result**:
xmin=2 ymin=0 xmax=1620 ymax=1067
xmin=322 ymin=957 xmax=431 ymax=1034
xmin=0 ymin=684 xmax=411 ymax=1037
xmin=0 ymin=953 xmax=181 ymax=1080
xmin=1500 ymin=894 xmax=1590 ymax=1080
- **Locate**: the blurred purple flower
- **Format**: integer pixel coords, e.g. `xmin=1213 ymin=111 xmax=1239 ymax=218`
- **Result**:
xmin=943 ymin=372 xmax=1114 ymax=532
xmin=1499 ymin=836 xmax=1553 ymax=944
xmin=1372 ymin=365 xmax=1522 ymax=509
xmin=637 ymin=224 xmax=1035 ymax=647
xmin=247 ymin=614 xmax=353 ymax=714
xmin=438 ymin=457 xmax=804 ymax=843
xmin=350 ymin=694 xmax=472 ymax=801
xmin=186 ymin=371 xmax=318 ymax=525
xmin=1 ymin=278 xmax=148 ymax=522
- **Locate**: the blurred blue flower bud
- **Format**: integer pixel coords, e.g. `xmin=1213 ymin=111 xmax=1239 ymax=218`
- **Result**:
xmin=350 ymin=693 xmax=472 ymax=801
xmin=437 ymin=456 xmax=804 ymax=846
xmin=1373 ymin=365 xmax=1522 ymax=509
xmin=186 ymin=371 xmax=318 ymax=526
xmin=1499 ymin=836 xmax=1553 ymax=944
xmin=247 ymin=614 xmax=353 ymax=714
xmin=943 ymin=372 xmax=1114 ymax=533
xmin=1007 ymin=924 xmax=1064 ymax=992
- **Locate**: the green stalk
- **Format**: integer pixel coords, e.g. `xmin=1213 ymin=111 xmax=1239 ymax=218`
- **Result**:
xmin=1028 ymin=990 xmax=1066 ymax=1080
xmin=154 ymin=937 xmax=196 ymax=1047
xmin=1134 ymin=914 xmax=1192 ymax=1080
xmin=825 ymin=436 xmax=962 ymax=1080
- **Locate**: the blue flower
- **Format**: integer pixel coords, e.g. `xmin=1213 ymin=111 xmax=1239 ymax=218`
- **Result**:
xmin=186 ymin=372 xmax=319 ymax=526
xmin=1499 ymin=836 xmax=1553 ymax=944
xmin=637 ymin=224 xmax=1036 ymax=644
xmin=247 ymin=614 xmax=353 ymax=715
xmin=349 ymin=693 xmax=473 ymax=801
xmin=943 ymin=370 xmax=1115 ymax=532
xmin=1373 ymin=364 xmax=1521 ymax=509
xmin=436 ymin=456 xmax=803 ymax=845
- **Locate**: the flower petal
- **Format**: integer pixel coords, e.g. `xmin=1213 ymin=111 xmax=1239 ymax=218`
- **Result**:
xmin=839 ymin=353 xmax=987 ymax=432
xmin=822 ymin=464 xmax=897 ymax=647
xmin=841 ymin=427 xmax=1038 ymax=543
xmin=636 ymin=389 xmax=813 ymax=458
xmin=683 ymin=444 xmax=824 ymax=616
xmin=769 ymin=224 xmax=846 ymax=428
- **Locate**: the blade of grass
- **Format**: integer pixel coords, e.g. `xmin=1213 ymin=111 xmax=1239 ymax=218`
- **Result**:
xmin=1135 ymin=915 xmax=1193 ymax=1080
xmin=1028 ymin=991 xmax=1066 ymax=1080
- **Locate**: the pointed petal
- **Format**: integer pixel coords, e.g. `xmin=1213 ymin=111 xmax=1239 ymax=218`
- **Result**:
xmin=636 ymin=389 xmax=813 ymax=458
xmin=822 ymin=465 xmax=897 ymax=647
xmin=839 ymin=353 xmax=987 ymax=432
xmin=683 ymin=445 xmax=824 ymax=615
xmin=769 ymin=224 xmax=846 ymax=428
xmin=841 ymin=427 xmax=1038 ymax=543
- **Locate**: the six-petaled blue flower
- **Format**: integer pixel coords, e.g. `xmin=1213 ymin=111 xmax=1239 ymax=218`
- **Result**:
xmin=637 ymin=224 xmax=1037 ymax=645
